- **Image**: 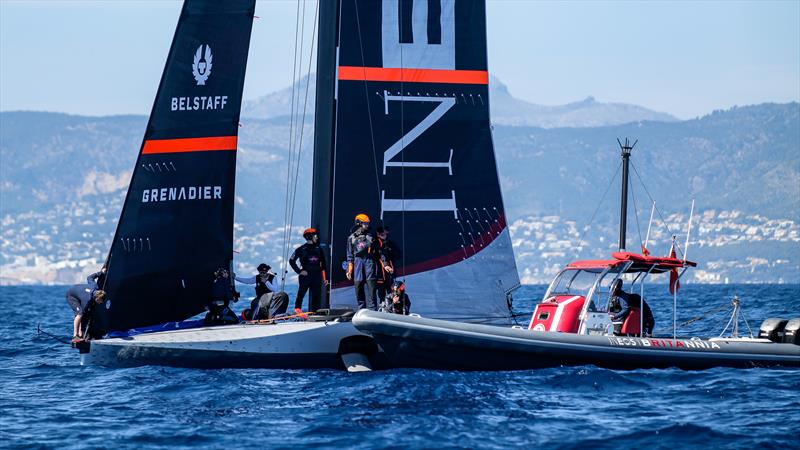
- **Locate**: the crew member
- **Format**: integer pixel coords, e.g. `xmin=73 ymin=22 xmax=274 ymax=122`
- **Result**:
xmin=234 ymin=263 xmax=280 ymax=319
xmin=234 ymin=263 xmax=278 ymax=300
xmin=65 ymin=284 xmax=106 ymax=342
xmin=346 ymin=213 xmax=379 ymax=310
xmin=290 ymin=228 xmax=328 ymax=311
xmin=380 ymin=280 xmax=411 ymax=315
xmin=608 ymin=279 xmax=655 ymax=336
xmin=608 ymin=279 xmax=631 ymax=323
xmin=376 ymin=225 xmax=402 ymax=303
xmin=205 ymin=267 xmax=239 ymax=325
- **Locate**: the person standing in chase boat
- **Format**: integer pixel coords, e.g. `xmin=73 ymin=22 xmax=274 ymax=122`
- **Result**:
xmin=346 ymin=214 xmax=380 ymax=310
xmin=290 ymin=228 xmax=328 ymax=311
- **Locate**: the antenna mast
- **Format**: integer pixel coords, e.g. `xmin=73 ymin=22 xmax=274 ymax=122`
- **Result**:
xmin=617 ymin=138 xmax=637 ymax=251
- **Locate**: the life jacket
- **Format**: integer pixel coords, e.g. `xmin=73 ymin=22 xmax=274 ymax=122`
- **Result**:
xmin=255 ymin=275 xmax=273 ymax=297
xmin=349 ymin=231 xmax=375 ymax=258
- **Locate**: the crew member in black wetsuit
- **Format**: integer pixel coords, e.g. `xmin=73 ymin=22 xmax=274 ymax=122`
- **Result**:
xmin=290 ymin=228 xmax=328 ymax=311
xmin=205 ymin=267 xmax=239 ymax=325
xmin=376 ymin=225 xmax=402 ymax=303
xmin=609 ymin=279 xmax=655 ymax=336
xmin=379 ymin=280 xmax=411 ymax=315
xmin=609 ymin=279 xmax=631 ymax=323
xmin=65 ymin=284 xmax=106 ymax=342
xmin=346 ymin=214 xmax=380 ymax=310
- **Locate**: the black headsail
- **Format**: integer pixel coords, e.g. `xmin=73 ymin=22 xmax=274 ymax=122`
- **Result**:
xmin=325 ymin=0 xmax=519 ymax=321
xmin=91 ymin=0 xmax=256 ymax=335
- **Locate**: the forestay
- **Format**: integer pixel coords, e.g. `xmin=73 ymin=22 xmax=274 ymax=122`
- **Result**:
xmin=91 ymin=0 xmax=256 ymax=335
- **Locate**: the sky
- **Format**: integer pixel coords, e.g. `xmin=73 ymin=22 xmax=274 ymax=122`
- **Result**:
xmin=0 ymin=0 xmax=798 ymax=119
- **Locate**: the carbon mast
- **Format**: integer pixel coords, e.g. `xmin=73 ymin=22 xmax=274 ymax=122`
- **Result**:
xmin=310 ymin=0 xmax=341 ymax=310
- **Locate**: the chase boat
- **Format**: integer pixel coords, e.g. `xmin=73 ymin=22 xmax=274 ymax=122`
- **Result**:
xmin=353 ymin=252 xmax=800 ymax=370
xmin=352 ymin=142 xmax=800 ymax=371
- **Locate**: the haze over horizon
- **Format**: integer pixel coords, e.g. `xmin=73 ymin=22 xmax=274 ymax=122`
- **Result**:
xmin=1 ymin=0 xmax=798 ymax=120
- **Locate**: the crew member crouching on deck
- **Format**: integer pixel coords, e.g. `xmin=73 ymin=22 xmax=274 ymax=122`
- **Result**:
xmin=205 ymin=267 xmax=240 ymax=325
xmin=380 ymin=281 xmax=411 ymax=315
xmin=65 ymin=284 xmax=106 ymax=342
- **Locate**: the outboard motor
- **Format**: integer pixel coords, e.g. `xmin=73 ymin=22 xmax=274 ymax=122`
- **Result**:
xmin=758 ymin=318 xmax=788 ymax=343
xmin=782 ymin=318 xmax=800 ymax=345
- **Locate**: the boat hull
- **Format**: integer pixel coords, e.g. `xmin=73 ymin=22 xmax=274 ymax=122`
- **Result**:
xmin=81 ymin=320 xmax=385 ymax=369
xmin=352 ymin=310 xmax=800 ymax=371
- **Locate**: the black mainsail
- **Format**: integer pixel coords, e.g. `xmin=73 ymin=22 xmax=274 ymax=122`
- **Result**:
xmin=92 ymin=0 xmax=256 ymax=335
xmin=323 ymin=0 xmax=519 ymax=320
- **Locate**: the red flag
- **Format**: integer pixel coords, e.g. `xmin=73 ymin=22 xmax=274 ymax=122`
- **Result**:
xmin=668 ymin=241 xmax=680 ymax=294
xmin=641 ymin=245 xmax=650 ymax=256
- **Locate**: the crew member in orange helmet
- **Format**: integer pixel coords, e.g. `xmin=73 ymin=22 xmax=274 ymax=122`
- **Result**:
xmin=346 ymin=213 xmax=380 ymax=310
xmin=289 ymin=228 xmax=328 ymax=311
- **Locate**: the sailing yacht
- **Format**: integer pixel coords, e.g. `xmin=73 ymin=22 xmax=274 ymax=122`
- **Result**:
xmin=79 ymin=0 xmax=519 ymax=368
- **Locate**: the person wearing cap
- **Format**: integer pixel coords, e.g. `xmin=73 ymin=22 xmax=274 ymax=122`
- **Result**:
xmin=234 ymin=263 xmax=278 ymax=300
xmin=376 ymin=225 xmax=402 ymax=303
xmin=65 ymin=284 xmax=106 ymax=342
xmin=346 ymin=213 xmax=380 ymax=310
xmin=290 ymin=228 xmax=328 ymax=311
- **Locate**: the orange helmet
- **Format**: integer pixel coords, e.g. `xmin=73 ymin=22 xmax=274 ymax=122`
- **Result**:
xmin=354 ymin=213 xmax=370 ymax=224
xmin=302 ymin=227 xmax=317 ymax=238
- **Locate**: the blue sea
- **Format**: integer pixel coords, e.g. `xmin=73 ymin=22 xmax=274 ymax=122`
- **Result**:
xmin=1 ymin=284 xmax=798 ymax=449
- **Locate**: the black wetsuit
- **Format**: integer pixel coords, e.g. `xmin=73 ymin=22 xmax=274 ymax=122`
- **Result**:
xmin=376 ymin=238 xmax=402 ymax=302
xmin=380 ymin=292 xmax=411 ymax=315
xmin=290 ymin=243 xmax=327 ymax=311
xmin=205 ymin=277 xmax=238 ymax=325
xmin=65 ymin=284 xmax=95 ymax=317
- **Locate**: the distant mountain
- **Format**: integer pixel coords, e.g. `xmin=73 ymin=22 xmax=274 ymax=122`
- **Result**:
xmin=241 ymin=75 xmax=678 ymax=128
xmin=1 ymin=99 xmax=798 ymax=284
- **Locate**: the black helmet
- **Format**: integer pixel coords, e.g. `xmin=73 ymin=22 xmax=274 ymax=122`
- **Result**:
xmin=257 ymin=263 xmax=270 ymax=272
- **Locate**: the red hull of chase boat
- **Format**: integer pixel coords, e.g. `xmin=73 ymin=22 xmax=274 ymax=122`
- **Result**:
xmin=352 ymin=310 xmax=800 ymax=371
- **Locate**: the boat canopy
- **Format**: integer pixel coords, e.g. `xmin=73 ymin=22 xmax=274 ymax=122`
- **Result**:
xmin=567 ymin=251 xmax=696 ymax=274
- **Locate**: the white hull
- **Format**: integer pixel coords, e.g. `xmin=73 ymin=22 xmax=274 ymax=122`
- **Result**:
xmin=80 ymin=321 xmax=382 ymax=369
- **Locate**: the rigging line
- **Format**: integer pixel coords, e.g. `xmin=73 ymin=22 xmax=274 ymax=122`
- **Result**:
xmin=285 ymin=0 xmax=309 ymax=268
xmin=353 ymin=0 xmax=383 ymax=207
xmin=398 ymin=1 xmax=406 ymax=281
xmin=283 ymin=0 xmax=314 ymax=290
xmin=286 ymin=0 xmax=319 ymax=268
xmin=572 ymin=161 xmax=622 ymax=258
xmin=630 ymin=176 xmax=644 ymax=250
xmin=281 ymin=0 xmax=304 ymax=287
xmin=328 ymin=2 xmax=345 ymax=297
xmin=629 ymin=160 xmax=686 ymax=256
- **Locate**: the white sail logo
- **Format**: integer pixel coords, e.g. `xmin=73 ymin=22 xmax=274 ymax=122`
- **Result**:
xmin=192 ymin=45 xmax=213 ymax=85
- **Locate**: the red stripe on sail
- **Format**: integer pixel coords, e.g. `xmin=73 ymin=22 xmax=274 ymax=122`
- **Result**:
xmin=142 ymin=136 xmax=238 ymax=154
xmin=332 ymin=215 xmax=508 ymax=289
xmin=338 ymin=66 xmax=489 ymax=85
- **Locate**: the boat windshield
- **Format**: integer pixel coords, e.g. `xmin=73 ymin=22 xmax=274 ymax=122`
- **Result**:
xmin=590 ymin=267 xmax=627 ymax=312
xmin=549 ymin=269 xmax=599 ymax=297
